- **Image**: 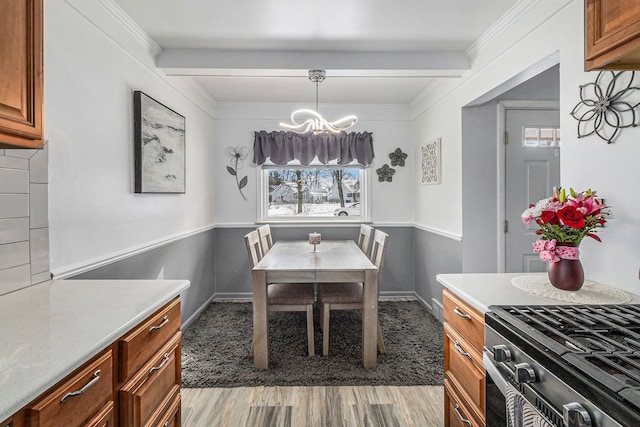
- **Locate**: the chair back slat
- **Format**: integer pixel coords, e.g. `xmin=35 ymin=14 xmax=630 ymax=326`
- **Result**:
xmin=257 ymin=224 xmax=273 ymax=254
xmin=370 ymin=229 xmax=389 ymax=271
xmin=244 ymin=230 xmax=264 ymax=268
xmin=357 ymin=224 xmax=374 ymax=256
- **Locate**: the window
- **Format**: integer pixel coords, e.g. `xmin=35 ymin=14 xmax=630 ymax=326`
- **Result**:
xmin=259 ymin=165 xmax=369 ymax=222
xmin=523 ymin=126 xmax=561 ymax=147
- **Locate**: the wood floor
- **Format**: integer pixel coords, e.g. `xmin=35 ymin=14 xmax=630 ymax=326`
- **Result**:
xmin=181 ymin=385 xmax=444 ymax=427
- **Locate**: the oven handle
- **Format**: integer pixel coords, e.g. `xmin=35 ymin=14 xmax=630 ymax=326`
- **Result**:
xmin=483 ymin=351 xmax=507 ymax=396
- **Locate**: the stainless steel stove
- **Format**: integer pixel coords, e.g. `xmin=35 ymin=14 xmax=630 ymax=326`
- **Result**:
xmin=484 ymin=304 xmax=640 ymax=427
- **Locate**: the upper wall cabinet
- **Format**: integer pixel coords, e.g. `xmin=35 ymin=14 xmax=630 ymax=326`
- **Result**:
xmin=585 ymin=0 xmax=640 ymax=70
xmin=0 ymin=0 xmax=44 ymax=149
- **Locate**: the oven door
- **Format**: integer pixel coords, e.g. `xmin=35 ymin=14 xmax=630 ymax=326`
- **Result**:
xmin=484 ymin=351 xmax=562 ymax=427
xmin=484 ymin=352 xmax=507 ymax=427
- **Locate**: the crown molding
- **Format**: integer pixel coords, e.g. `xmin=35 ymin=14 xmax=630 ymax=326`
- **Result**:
xmin=92 ymin=0 xmax=162 ymax=57
xmin=465 ymin=0 xmax=539 ymax=61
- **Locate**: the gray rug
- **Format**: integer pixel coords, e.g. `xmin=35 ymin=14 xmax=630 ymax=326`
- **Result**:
xmin=181 ymin=300 xmax=444 ymax=388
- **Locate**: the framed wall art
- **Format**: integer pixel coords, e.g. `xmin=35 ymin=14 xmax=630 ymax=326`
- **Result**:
xmin=421 ymin=137 xmax=440 ymax=185
xmin=134 ymin=91 xmax=186 ymax=193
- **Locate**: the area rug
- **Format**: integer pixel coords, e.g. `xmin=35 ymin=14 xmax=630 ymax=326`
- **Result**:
xmin=181 ymin=300 xmax=444 ymax=388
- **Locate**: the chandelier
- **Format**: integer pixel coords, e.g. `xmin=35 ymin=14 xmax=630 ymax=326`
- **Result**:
xmin=280 ymin=70 xmax=357 ymax=134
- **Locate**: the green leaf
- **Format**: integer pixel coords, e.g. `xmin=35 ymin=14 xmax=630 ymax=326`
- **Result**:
xmin=239 ymin=176 xmax=248 ymax=189
xmin=227 ymin=166 xmax=236 ymax=176
xmin=570 ymin=187 xmax=577 ymax=198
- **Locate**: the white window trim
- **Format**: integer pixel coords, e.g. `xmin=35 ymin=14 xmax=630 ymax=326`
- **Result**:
xmin=256 ymin=165 xmax=371 ymax=224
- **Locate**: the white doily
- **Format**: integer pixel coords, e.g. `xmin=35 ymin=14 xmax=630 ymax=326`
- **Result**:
xmin=511 ymin=275 xmax=632 ymax=304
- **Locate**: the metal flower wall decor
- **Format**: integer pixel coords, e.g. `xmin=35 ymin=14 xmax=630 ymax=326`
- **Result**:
xmin=389 ymin=148 xmax=407 ymax=167
xmin=376 ymin=164 xmax=395 ymax=182
xmin=570 ymin=71 xmax=640 ymax=144
xmin=225 ymin=145 xmax=249 ymax=200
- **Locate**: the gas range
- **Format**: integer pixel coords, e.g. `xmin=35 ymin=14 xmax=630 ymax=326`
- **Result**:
xmin=484 ymin=304 xmax=640 ymax=427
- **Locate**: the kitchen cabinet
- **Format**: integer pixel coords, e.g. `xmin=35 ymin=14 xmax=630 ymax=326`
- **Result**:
xmin=1 ymin=296 xmax=182 ymax=427
xmin=585 ymin=0 xmax=640 ymax=70
xmin=443 ymin=289 xmax=485 ymax=427
xmin=117 ymin=298 xmax=182 ymax=427
xmin=25 ymin=350 xmax=114 ymax=427
xmin=0 ymin=0 xmax=44 ymax=149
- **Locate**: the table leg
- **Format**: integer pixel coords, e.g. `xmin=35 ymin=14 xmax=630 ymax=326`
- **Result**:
xmin=362 ymin=269 xmax=378 ymax=368
xmin=252 ymin=270 xmax=269 ymax=369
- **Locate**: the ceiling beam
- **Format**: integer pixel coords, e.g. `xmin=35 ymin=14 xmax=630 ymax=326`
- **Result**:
xmin=156 ymin=49 xmax=470 ymax=77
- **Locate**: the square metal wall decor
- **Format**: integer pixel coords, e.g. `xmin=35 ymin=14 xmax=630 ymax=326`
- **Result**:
xmin=134 ymin=91 xmax=185 ymax=193
xmin=421 ymin=137 xmax=440 ymax=185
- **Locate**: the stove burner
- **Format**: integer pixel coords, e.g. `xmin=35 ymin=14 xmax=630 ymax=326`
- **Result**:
xmin=565 ymin=334 xmax=617 ymax=352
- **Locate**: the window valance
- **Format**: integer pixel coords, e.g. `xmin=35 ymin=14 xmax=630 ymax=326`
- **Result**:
xmin=253 ymin=131 xmax=374 ymax=166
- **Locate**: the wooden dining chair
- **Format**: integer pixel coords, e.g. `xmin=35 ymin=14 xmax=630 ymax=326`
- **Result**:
xmin=357 ymin=224 xmax=374 ymax=255
xmin=257 ymin=224 xmax=273 ymax=255
xmin=244 ymin=229 xmax=316 ymax=357
xmin=317 ymin=229 xmax=389 ymax=357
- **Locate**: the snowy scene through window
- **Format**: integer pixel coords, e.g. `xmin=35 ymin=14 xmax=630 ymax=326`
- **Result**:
xmin=261 ymin=167 xmax=366 ymax=220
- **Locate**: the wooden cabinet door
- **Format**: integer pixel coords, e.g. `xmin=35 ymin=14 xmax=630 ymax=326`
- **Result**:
xmin=586 ymin=0 xmax=640 ymax=69
xmin=0 ymin=0 xmax=44 ymax=148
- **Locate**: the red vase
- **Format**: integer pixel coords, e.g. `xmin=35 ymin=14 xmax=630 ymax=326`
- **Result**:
xmin=547 ymin=242 xmax=584 ymax=291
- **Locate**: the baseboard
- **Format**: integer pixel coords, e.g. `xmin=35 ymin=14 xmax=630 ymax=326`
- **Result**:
xmin=181 ymin=292 xmax=217 ymax=330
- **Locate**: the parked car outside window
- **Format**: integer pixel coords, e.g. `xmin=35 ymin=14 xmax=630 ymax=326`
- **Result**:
xmin=333 ymin=202 xmax=360 ymax=216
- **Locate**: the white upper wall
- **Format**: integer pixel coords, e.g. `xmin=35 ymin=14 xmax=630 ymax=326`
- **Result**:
xmin=213 ymin=103 xmax=413 ymax=226
xmin=46 ymin=0 xmax=217 ymax=277
xmin=412 ymin=0 xmax=640 ymax=293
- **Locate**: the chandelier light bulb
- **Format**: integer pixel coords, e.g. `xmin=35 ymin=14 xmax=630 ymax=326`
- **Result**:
xmin=280 ymin=70 xmax=358 ymax=134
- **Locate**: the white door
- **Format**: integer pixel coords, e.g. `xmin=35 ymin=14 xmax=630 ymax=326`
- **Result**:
xmin=505 ymin=109 xmax=560 ymax=273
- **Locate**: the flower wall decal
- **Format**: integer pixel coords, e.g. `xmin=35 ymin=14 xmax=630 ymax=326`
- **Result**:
xmin=225 ymin=145 xmax=249 ymax=200
xmin=570 ymin=71 xmax=640 ymax=144
xmin=376 ymin=164 xmax=395 ymax=182
xmin=389 ymin=148 xmax=408 ymax=167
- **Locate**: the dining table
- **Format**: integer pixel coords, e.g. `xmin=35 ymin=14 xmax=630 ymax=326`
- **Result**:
xmin=251 ymin=240 xmax=379 ymax=369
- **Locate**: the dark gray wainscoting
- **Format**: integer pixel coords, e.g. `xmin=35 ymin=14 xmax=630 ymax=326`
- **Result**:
xmin=71 ymin=228 xmax=216 ymax=326
xmin=413 ymin=227 xmax=462 ymax=317
xmin=70 ymin=225 xmax=461 ymax=327
xmin=215 ymin=225 xmax=416 ymax=299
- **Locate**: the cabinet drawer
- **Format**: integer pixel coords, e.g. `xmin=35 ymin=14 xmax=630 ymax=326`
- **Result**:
xmin=26 ymin=350 xmax=113 ymax=427
xmin=444 ymin=323 xmax=484 ymax=412
xmin=443 ymin=289 xmax=484 ymax=353
xmin=86 ymin=401 xmax=114 ymax=427
xmin=152 ymin=393 xmax=181 ymax=427
xmin=119 ymin=298 xmax=181 ymax=381
xmin=120 ymin=332 xmax=181 ymax=427
xmin=445 ymin=379 xmax=484 ymax=427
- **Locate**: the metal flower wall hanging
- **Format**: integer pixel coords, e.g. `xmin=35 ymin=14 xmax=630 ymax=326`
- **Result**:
xmin=225 ymin=145 xmax=249 ymax=200
xmin=570 ymin=71 xmax=640 ymax=144
xmin=389 ymin=148 xmax=407 ymax=167
xmin=376 ymin=164 xmax=395 ymax=182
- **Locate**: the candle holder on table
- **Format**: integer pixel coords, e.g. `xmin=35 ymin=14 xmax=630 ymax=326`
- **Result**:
xmin=309 ymin=232 xmax=321 ymax=253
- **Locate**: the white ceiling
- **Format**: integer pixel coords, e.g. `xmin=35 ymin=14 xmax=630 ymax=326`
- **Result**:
xmin=112 ymin=0 xmax=520 ymax=104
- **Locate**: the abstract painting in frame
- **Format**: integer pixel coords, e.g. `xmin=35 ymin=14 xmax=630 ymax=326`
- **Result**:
xmin=421 ymin=137 xmax=440 ymax=185
xmin=134 ymin=91 xmax=185 ymax=193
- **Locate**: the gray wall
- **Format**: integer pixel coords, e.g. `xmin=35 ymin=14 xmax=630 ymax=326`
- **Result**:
xmin=73 ymin=228 xmax=216 ymax=324
xmin=74 ymin=225 xmax=418 ymax=324
xmin=461 ymin=65 xmax=559 ymax=273
xmin=413 ymin=228 xmax=462 ymax=310
xmin=0 ymin=144 xmax=50 ymax=295
xmin=215 ymin=225 xmax=415 ymax=299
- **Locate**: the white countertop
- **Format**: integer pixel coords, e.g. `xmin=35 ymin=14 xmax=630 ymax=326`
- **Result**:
xmin=0 ymin=279 xmax=189 ymax=421
xmin=436 ymin=273 xmax=640 ymax=314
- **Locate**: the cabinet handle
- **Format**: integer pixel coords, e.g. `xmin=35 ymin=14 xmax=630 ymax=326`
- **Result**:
xmin=149 ymin=315 xmax=169 ymax=332
xmin=60 ymin=370 xmax=101 ymax=403
xmin=454 ymin=341 xmax=472 ymax=359
xmin=454 ymin=404 xmax=473 ymax=426
xmin=149 ymin=353 xmax=170 ymax=375
xmin=454 ymin=307 xmax=471 ymax=320
xmin=164 ymin=422 xmax=170 ymax=427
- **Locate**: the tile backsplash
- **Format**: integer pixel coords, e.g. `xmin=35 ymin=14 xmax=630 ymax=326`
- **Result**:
xmin=0 ymin=144 xmax=50 ymax=295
